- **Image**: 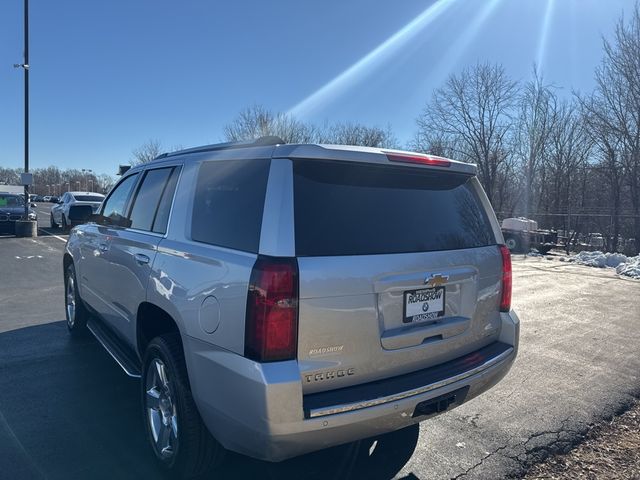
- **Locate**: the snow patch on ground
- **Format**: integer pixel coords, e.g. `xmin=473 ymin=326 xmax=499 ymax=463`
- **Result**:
xmin=571 ymin=251 xmax=629 ymax=268
xmin=565 ymin=251 xmax=640 ymax=279
xmin=616 ymin=256 xmax=640 ymax=279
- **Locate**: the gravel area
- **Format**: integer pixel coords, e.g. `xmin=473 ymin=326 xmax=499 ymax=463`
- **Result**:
xmin=524 ymin=402 xmax=640 ymax=479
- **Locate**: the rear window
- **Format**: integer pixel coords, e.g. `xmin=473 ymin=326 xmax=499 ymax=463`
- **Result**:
xmin=191 ymin=159 xmax=270 ymax=253
xmin=72 ymin=195 xmax=104 ymax=202
xmin=293 ymin=160 xmax=495 ymax=256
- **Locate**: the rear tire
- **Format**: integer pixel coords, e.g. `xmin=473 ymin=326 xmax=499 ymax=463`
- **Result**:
xmin=65 ymin=263 xmax=89 ymax=334
xmin=142 ymin=334 xmax=224 ymax=479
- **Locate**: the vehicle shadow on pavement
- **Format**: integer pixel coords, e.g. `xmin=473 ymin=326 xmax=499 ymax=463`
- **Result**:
xmin=0 ymin=321 xmax=419 ymax=480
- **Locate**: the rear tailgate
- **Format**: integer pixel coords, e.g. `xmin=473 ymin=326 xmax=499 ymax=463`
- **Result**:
xmin=292 ymin=158 xmax=503 ymax=395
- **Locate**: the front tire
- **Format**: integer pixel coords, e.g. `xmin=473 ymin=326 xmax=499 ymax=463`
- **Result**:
xmin=50 ymin=213 xmax=59 ymax=229
xmin=142 ymin=334 xmax=224 ymax=479
xmin=65 ymin=263 xmax=89 ymax=334
xmin=504 ymin=235 xmax=521 ymax=252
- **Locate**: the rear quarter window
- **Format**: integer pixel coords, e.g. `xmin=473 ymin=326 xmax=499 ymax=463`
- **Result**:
xmin=293 ymin=160 xmax=495 ymax=256
xmin=191 ymin=159 xmax=270 ymax=253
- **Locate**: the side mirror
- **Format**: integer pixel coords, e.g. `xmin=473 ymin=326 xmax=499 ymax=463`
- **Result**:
xmin=89 ymin=213 xmax=107 ymax=224
xmin=92 ymin=213 xmax=130 ymax=228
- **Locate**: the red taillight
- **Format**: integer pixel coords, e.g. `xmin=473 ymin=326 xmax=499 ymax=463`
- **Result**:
xmin=386 ymin=152 xmax=451 ymax=167
xmin=499 ymin=244 xmax=512 ymax=312
xmin=245 ymin=256 xmax=298 ymax=362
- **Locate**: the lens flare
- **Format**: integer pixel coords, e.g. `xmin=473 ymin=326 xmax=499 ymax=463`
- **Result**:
xmin=536 ymin=0 xmax=555 ymax=70
xmin=287 ymin=0 xmax=458 ymax=118
xmin=428 ymin=0 xmax=505 ymax=84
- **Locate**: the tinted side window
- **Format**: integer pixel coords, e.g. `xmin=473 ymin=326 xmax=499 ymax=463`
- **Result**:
xmin=152 ymin=167 xmax=180 ymax=234
xmin=191 ymin=160 xmax=270 ymax=253
xmin=293 ymin=161 xmax=495 ymax=256
xmin=129 ymin=167 xmax=174 ymax=232
xmin=102 ymin=174 xmax=139 ymax=223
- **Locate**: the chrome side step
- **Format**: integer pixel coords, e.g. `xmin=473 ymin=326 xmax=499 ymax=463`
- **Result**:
xmin=87 ymin=317 xmax=141 ymax=378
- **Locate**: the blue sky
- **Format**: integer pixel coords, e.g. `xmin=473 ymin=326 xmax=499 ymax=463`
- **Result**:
xmin=0 ymin=0 xmax=635 ymax=175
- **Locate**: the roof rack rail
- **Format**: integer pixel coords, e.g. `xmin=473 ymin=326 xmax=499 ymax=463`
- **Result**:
xmin=154 ymin=136 xmax=285 ymax=160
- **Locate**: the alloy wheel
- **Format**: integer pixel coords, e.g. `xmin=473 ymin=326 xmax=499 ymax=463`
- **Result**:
xmin=145 ymin=358 xmax=178 ymax=459
xmin=66 ymin=273 xmax=76 ymax=327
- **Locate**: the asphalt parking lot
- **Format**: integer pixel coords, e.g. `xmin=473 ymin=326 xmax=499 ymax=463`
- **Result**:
xmin=1 ymin=205 xmax=639 ymax=480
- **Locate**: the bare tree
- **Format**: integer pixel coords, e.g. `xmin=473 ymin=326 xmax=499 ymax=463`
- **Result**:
xmin=415 ymin=62 xmax=518 ymax=207
xmin=513 ymin=69 xmax=557 ymax=216
xmin=224 ymin=105 xmax=397 ymax=147
xmin=96 ymin=173 xmax=116 ymax=194
xmin=131 ymin=139 xmax=163 ymax=165
xmin=547 ymin=101 xmax=590 ymax=212
xmin=0 ymin=167 xmax=21 ymax=186
xmin=317 ymin=122 xmax=397 ymax=148
xmin=224 ymin=105 xmax=317 ymax=143
xmin=579 ymin=4 xmax=640 ymax=254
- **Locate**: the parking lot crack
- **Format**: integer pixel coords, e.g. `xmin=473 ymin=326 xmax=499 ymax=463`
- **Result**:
xmin=450 ymin=442 xmax=511 ymax=480
xmin=450 ymin=417 xmax=580 ymax=479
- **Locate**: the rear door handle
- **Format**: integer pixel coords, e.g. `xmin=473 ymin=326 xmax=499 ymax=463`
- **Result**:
xmin=134 ymin=253 xmax=150 ymax=265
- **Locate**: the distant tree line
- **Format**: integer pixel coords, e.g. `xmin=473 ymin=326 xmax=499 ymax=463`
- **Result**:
xmin=0 ymin=166 xmax=114 ymax=196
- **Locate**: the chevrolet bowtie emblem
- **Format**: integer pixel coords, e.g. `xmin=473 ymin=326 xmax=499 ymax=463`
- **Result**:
xmin=425 ymin=274 xmax=449 ymax=287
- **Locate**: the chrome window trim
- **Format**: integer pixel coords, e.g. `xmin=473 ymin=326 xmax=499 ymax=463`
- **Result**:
xmin=307 ymin=346 xmax=514 ymax=418
xmin=126 ymin=228 xmax=165 ymax=239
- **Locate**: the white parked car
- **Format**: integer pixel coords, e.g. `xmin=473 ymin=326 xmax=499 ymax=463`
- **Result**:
xmin=51 ymin=191 xmax=105 ymax=230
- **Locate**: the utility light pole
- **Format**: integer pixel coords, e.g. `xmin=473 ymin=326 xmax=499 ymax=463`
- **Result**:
xmin=81 ymin=168 xmax=93 ymax=191
xmin=13 ymin=0 xmax=35 ymax=236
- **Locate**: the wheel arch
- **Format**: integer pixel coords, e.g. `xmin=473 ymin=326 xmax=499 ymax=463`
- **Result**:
xmin=63 ymin=252 xmax=74 ymax=275
xmin=137 ymin=302 xmax=183 ymax=357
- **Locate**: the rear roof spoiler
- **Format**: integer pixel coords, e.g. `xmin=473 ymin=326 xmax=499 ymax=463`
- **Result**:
xmin=273 ymin=144 xmax=477 ymax=175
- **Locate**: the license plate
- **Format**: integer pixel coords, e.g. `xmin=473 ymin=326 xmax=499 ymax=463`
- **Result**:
xmin=403 ymin=287 xmax=445 ymax=323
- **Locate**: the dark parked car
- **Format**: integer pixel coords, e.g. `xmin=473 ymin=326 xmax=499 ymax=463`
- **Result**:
xmin=0 ymin=193 xmax=37 ymax=233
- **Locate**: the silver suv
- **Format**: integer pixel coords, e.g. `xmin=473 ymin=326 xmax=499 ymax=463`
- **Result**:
xmin=64 ymin=137 xmax=519 ymax=478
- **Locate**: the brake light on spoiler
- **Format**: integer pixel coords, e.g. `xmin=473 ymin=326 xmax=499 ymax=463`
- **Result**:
xmin=385 ymin=152 xmax=451 ymax=168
